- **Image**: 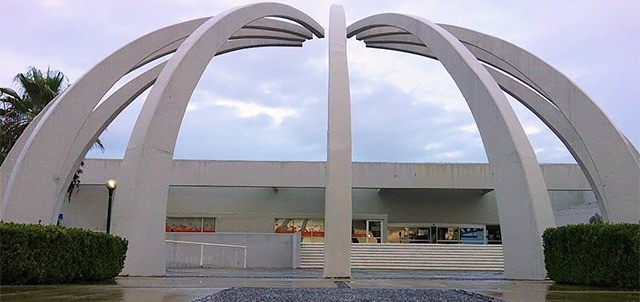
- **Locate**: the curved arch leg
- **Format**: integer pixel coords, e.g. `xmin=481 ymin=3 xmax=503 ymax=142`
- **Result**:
xmin=355 ymin=26 xmax=639 ymax=223
xmin=0 ymin=19 xmax=208 ymax=223
xmin=112 ymin=3 xmax=324 ymax=276
xmin=52 ymin=63 xmax=166 ymax=216
xmin=356 ymin=38 xmax=611 ymax=220
xmin=439 ymin=25 xmax=640 ymax=222
xmin=348 ymin=15 xmax=555 ymax=280
xmin=0 ymin=14 xmax=322 ymax=225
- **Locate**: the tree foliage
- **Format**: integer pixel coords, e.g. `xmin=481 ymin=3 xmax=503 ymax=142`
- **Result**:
xmin=1 ymin=67 xmax=103 ymax=200
xmin=1 ymin=67 xmax=68 ymax=163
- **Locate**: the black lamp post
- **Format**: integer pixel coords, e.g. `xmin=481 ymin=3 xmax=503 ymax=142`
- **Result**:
xmin=105 ymin=179 xmax=118 ymax=234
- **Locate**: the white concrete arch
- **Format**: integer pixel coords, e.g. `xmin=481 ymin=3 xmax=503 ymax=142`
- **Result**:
xmin=0 ymin=13 xmax=322 ymax=224
xmin=111 ymin=3 xmax=323 ymax=275
xmin=53 ymin=63 xmax=166 ymax=217
xmin=485 ymin=68 xmax=607 ymax=212
xmin=353 ymin=25 xmax=640 ymax=223
xmin=52 ymin=20 xmax=319 ymax=222
xmin=0 ymin=18 xmax=209 ymax=223
xmin=51 ymin=38 xmax=303 ymax=223
xmin=439 ymin=25 xmax=639 ymax=223
xmin=348 ymin=14 xmax=555 ymax=280
xmin=0 ymin=96 xmax=56 ymax=208
xmin=54 ymin=30 xmax=320 ymax=212
xmin=353 ymin=38 xmax=609 ymax=221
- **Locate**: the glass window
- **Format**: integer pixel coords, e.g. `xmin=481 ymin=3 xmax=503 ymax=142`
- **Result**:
xmin=414 ymin=227 xmax=431 ymax=243
xmin=352 ymin=220 xmax=383 ymax=243
xmin=388 ymin=227 xmax=431 ymax=243
xmin=367 ymin=220 xmax=382 ymax=243
xmin=275 ymin=218 xmax=297 ymax=233
xmin=303 ymin=219 xmax=324 ymax=238
xmin=388 ymin=224 xmax=496 ymax=244
xmin=275 ymin=218 xmax=325 ymax=242
xmin=437 ymin=226 xmax=460 ymax=243
xmin=388 ymin=227 xmax=406 ymax=243
xmin=351 ymin=220 xmax=367 ymax=243
xmin=202 ymin=218 xmax=215 ymax=233
xmin=166 ymin=217 xmax=215 ymax=233
xmin=460 ymin=227 xmax=485 ymax=244
xmin=486 ymin=225 xmax=502 ymax=244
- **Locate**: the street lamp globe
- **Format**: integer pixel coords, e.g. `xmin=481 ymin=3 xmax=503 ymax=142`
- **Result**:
xmin=106 ymin=179 xmax=118 ymax=190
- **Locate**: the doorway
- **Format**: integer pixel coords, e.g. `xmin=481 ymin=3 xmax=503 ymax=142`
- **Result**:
xmin=366 ymin=220 xmax=383 ymax=243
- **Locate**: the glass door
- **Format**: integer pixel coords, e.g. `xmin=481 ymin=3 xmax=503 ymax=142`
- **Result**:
xmin=366 ymin=220 xmax=383 ymax=243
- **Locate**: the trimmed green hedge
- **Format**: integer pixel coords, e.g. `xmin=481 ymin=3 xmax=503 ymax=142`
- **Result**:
xmin=543 ymin=223 xmax=640 ymax=289
xmin=0 ymin=222 xmax=127 ymax=284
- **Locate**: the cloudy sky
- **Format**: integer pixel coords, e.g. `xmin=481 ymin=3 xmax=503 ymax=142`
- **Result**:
xmin=1 ymin=0 xmax=638 ymax=163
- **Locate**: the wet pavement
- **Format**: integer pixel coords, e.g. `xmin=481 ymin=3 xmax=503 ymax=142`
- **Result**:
xmin=0 ymin=268 xmax=638 ymax=302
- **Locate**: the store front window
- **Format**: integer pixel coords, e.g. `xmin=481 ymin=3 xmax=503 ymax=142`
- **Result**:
xmin=388 ymin=224 xmax=499 ymax=245
xmin=388 ymin=227 xmax=431 ymax=243
xmin=272 ymin=218 xmax=498 ymax=245
xmin=352 ymin=219 xmax=382 ymax=243
xmin=166 ymin=217 xmax=215 ymax=233
xmin=276 ymin=218 xmax=384 ymax=243
xmin=275 ymin=218 xmax=325 ymax=242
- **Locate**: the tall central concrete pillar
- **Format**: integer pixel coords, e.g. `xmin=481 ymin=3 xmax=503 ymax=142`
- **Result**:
xmin=323 ymin=4 xmax=352 ymax=279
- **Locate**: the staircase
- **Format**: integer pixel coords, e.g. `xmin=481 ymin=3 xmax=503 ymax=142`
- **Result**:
xmin=300 ymin=243 xmax=504 ymax=271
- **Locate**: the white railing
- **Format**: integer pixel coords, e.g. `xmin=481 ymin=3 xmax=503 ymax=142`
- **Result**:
xmin=166 ymin=239 xmax=247 ymax=268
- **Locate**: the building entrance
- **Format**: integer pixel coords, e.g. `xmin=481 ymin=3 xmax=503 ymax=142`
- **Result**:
xmin=351 ymin=219 xmax=383 ymax=243
xmin=366 ymin=220 xmax=383 ymax=243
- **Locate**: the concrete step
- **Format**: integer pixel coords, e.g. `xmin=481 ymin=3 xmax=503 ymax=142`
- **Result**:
xmin=300 ymin=243 xmax=505 ymax=271
xmin=302 ymin=256 xmax=504 ymax=262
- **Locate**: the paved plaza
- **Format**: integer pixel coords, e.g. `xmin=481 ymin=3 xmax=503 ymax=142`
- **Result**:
xmin=1 ymin=269 xmax=638 ymax=301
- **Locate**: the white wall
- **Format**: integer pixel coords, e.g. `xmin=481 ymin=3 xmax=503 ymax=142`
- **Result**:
xmin=165 ymin=232 xmax=299 ymax=268
xmin=79 ymin=159 xmax=592 ymax=190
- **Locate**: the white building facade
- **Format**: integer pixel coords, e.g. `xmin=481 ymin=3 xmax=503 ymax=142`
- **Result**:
xmin=61 ymin=159 xmax=598 ymax=245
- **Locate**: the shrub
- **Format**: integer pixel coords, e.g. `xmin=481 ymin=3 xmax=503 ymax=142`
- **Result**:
xmin=0 ymin=222 xmax=127 ymax=284
xmin=543 ymin=223 xmax=640 ymax=289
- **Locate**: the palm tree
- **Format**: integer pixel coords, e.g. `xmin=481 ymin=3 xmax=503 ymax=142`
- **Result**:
xmin=1 ymin=66 xmax=103 ymax=199
xmin=1 ymin=67 xmax=70 ymax=162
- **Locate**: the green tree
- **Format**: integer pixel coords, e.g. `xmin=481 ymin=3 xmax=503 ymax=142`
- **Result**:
xmin=0 ymin=66 xmax=103 ymax=199
xmin=1 ymin=67 xmax=69 ymax=162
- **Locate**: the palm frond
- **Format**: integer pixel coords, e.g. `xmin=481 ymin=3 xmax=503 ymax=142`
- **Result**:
xmin=92 ymin=138 xmax=105 ymax=151
xmin=2 ymin=66 xmax=94 ymax=200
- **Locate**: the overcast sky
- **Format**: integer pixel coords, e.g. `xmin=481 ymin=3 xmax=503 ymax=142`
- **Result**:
xmin=1 ymin=0 xmax=638 ymax=163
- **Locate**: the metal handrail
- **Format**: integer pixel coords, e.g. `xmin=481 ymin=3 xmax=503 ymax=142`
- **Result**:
xmin=166 ymin=239 xmax=247 ymax=268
